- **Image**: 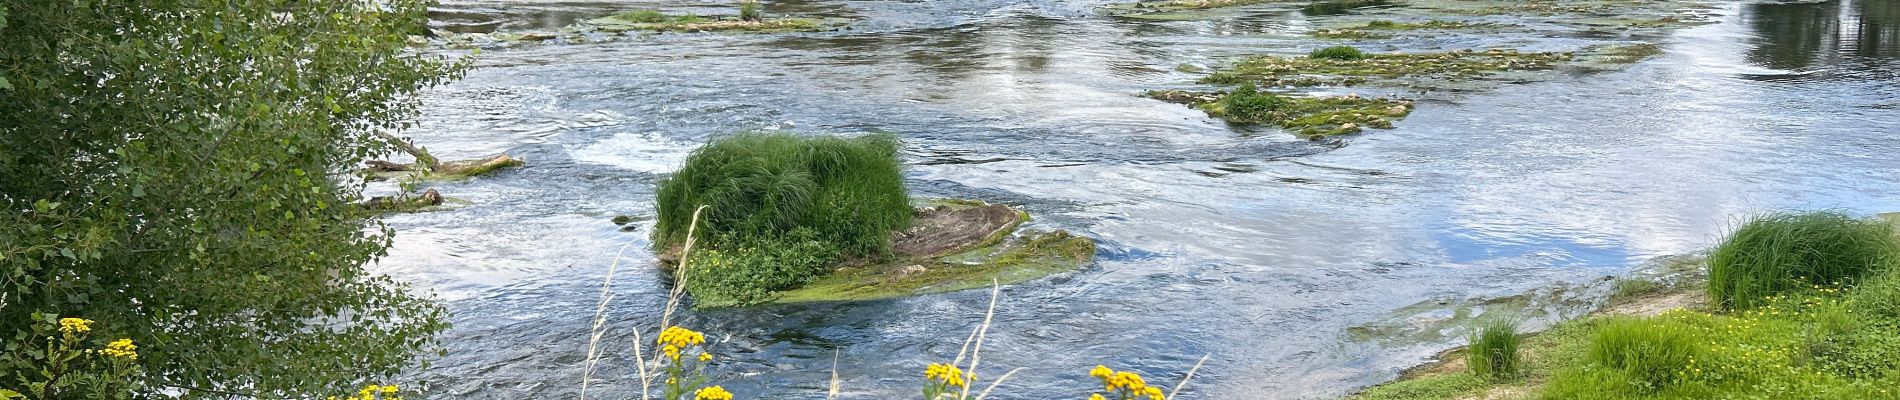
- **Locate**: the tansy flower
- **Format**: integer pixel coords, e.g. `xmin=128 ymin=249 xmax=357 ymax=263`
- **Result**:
xmin=58 ymin=318 xmax=93 ymax=336
xmin=1089 ymin=394 xmax=1106 ymax=400
xmin=695 ymin=386 xmax=734 ymax=400
xmin=101 ymin=338 xmax=138 ymax=360
xmin=699 ymin=353 xmax=714 ymax=362
xmin=1090 ymin=365 xmax=1113 ymax=379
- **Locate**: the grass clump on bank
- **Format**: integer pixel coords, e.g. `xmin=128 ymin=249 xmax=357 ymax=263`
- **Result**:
xmin=1201 ymin=48 xmax=1574 ymax=87
xmin=1709 ymin=211 xmax=1900 ymax=310
xmin=1348 ymin=212 xmax=1900 ymax=400
xmin=1148 ymin=84 xmax=1413 ymax=138
xmin=1465 ymin=321 xmax=1521 ymax=381
xmin=654 ymin=133 xmax=911 ymax=306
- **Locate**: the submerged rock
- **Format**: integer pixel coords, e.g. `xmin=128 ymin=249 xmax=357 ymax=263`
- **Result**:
xmin=670 ymin=199 xmax=1095 ymax=304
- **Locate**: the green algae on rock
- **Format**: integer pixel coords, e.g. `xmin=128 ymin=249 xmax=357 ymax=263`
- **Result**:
xmin=1201 ymin=48 xmax=1575 ymax=88
xmin=584 ymin=11 xmax=827 ymax=33
xmin=1100 ymin=0 xmax=1293 ymax=20
xmin=1148 ymin=85 xmax=1413 ymax=138
xmin=757 ymin=200 xmax=1096 ymax=304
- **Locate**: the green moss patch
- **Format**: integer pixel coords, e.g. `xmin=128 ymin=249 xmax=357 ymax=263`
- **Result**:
xmin=1100 ymin=0 xmax=1293 ymax=20
xmin=1148 ymin=85 xmax=1413 ymax=138
xmin=770 ymin=207 xmax=1095 ymax=304
xmin=1201 ymin=48 xmax=1575 ymax=88
xmin=585 ymin=11 xmax=827 ymax=33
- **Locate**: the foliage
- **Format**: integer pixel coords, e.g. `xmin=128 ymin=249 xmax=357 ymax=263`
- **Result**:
xmin=1211 ymin=84 xmax=1288 ymax=122
xmin=1465 ymin=321 xmax=1520 ymax=381
xmin=654 ymin=132 xmax=911 ymax=257
xmin=0 ymin=316 xmax=141 ymax=398
xmin=0 ymin=0 xmax=460 ymax=396
xmin=1708 ymin=211 xmax=1899 ymax=310
xmin=1310 ymin=46 xmax=1369 ymax=60
xmin=684 ymin=228 xmax=839 ymax=307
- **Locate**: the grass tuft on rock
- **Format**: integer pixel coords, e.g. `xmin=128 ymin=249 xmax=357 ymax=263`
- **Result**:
xmin=655 ymin=132 xmax=911 ymax=257
xmin=1310 ymin=46 xmax=1369 ymax=60
xmin=1708 ymin=211 xmax=1900 ymax=310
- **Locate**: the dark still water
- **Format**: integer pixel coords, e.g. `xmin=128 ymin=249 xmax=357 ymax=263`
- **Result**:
xmin=376 ymin=0 xmax=1900 ymax=398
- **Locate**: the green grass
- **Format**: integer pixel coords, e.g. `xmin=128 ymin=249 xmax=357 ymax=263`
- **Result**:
xmin=1708 ymin=211 xmax=1900 ymax=310
xmin=1310 ymin=46 xmax=1369 ymax=60
xmin=1582 ymin=317 xmax=1702 ymax=393
xmin=654 ymin=132 xmax=911 ymax=257
xmin=1466 ymin=321 xmax=1521 ymax=380
xmin=1350 ymin=213 xmax=1900 ymax=400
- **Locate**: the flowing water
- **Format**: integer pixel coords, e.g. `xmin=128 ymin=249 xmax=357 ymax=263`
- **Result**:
xmin=377 ymin=0 xmax=1900 ymax=398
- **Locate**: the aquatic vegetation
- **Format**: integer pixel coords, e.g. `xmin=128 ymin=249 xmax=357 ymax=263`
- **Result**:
xmin=1301 ymin=0 xmax=1395 ymax=16
xmin=739 ymin=0 xmax=763 ymax=22
xmin=1151 ymin=85 xmax=1413 ymax=138
xmin=1464 ymin=321 xmax=1520 ymax=381
xmin=773 ymin=228 xmax=1097 ymax=304
xmin=1312 ymin=29 xmax=1393 ymax=40
xmin=654 ymin=132 xmax=911 ymax=257
xmin=1309 ymin=46 xmax=1369 ymax=60
xmin=1202 ymin=48 xmax=1574 ymax=87
xmin=1708 ymin=211 xmax=1900 ymax=310
xmin=587 ymin=10 xmax=824 ymax=33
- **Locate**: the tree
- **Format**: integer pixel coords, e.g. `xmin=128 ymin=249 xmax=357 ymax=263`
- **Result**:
xmin=0 ymin=0 xmax=463 ymax=396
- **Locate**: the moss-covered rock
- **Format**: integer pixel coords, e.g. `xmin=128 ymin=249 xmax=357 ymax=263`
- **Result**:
xmin=1201 ymin=48 xmax=1575 ymax=88
xmin=683 ymin=200 xmax=1096 ymax=305
xmin=1148 ymin=86 xmax=1413 ymax=138
xmin=585 ymin=11 xmax=828 ymax=33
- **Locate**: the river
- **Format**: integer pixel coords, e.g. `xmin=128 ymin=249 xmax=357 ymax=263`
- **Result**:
xmin=374 ymin=0 xmax=1900 ymax=398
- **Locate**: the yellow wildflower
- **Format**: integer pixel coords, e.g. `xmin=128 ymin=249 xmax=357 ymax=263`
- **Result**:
xmin=58 ymin=318 xmax=93 ymax=336
xmin=101 ymin=338 xmax=138 ymax=360
xmin=1089 ymin=395 xmax=1107 ymax=400
xmin=1090 ymin=365 xmax=1113 ymax=379
xmin=699 ymin=353 xmax=714 ymax=362
xmin=664 ymin=344 xmax=682 ymax=360
xmin=695 ymin=385 xmax=734 ymax=400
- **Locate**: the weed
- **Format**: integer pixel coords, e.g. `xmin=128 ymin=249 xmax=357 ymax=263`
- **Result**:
xmin=1584 ymin=317 xmax=1701 ymax=392
xmin=1465 ymin=321 xmax=1520 ymax=381
xmin=1708 ymin=211 xmax=1900 ymax=310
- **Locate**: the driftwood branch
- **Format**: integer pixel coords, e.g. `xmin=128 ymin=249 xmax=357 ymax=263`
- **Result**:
xmin=373 ymin=131 xmax=439 ymax=170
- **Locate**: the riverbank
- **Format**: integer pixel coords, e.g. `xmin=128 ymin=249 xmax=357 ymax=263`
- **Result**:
xmin=1349 ymin=213 xmax=1900 ymax=400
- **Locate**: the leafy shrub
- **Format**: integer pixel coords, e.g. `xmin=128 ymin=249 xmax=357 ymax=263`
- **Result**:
xmin=1708 ymin=211 xmax=1900 ymax=310
xmin=1309 ymin=46 xmax=1368 ymax=60
xmin=616 ymin=9 xmax=669 ymax=23
xmin=1466 ymin=321 xmax=1520 ymax=381
xmin=654 ymin=132 xmax=911 ymax=257
xmin=1586 ymin=317 xmax=1702 ymax=392
xmin=684 ymin=228 xmax=840 ymax=307
xmin=1212 ymin=84 xmax=1287 ymax=123
xmin=1 ymin=0 xmax=457 ymax=395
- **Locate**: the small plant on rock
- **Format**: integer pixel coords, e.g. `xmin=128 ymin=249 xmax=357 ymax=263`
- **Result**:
xmin=1309 ymin=46 xmax=1368 ymax=60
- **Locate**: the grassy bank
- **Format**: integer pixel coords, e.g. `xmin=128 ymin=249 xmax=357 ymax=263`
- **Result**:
xmin=1350 ymin=211 xmax=1900 ymax=400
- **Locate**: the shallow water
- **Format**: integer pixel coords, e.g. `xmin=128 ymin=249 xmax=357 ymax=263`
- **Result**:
xmin=380 ymin=0 xmax=1900 ymax=398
